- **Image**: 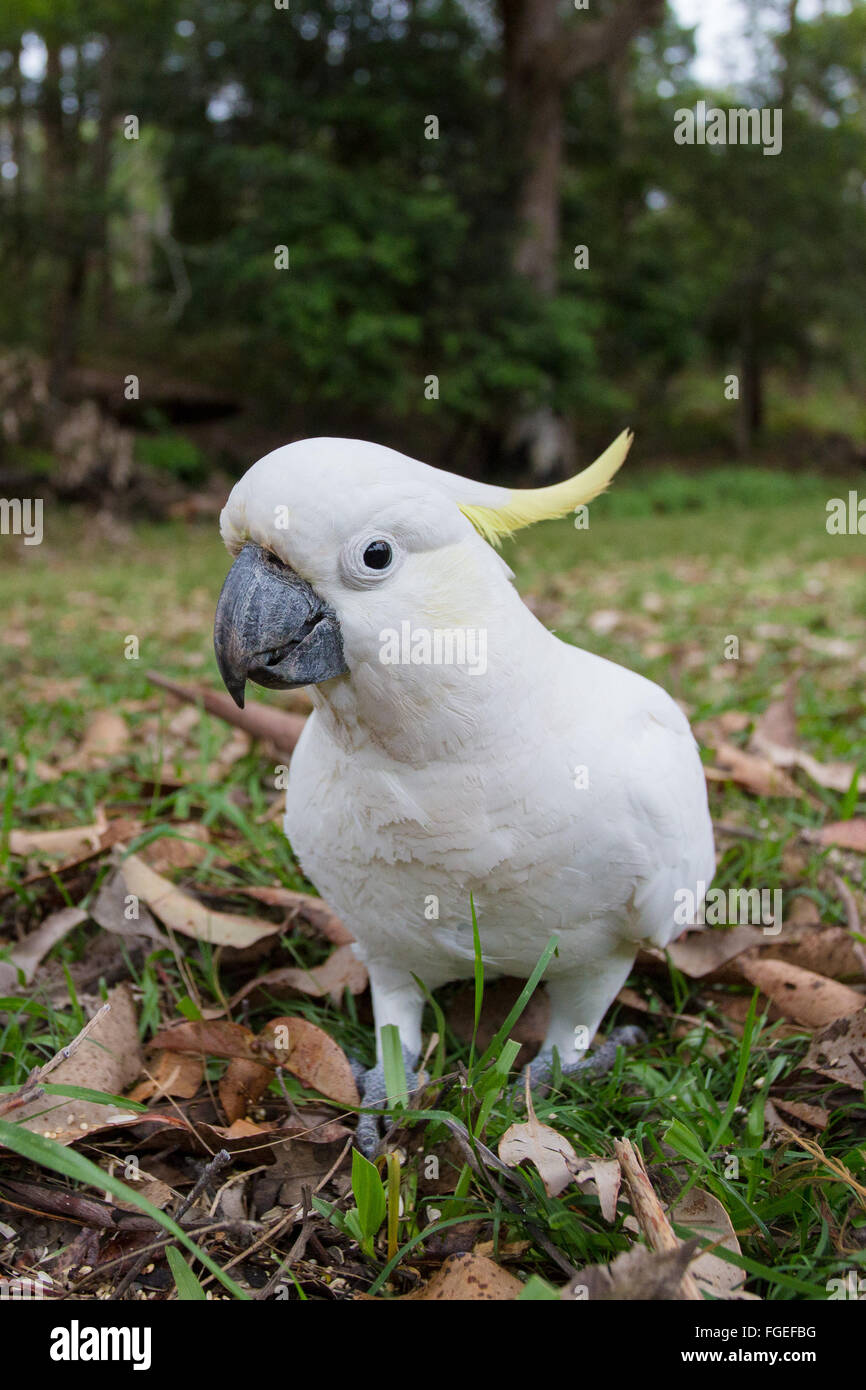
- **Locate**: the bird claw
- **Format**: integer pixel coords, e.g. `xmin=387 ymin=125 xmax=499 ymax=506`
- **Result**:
xmin=525 ymin=1024 xmax=646 ymax=1094
xmin=353 ymin=1048 xmax=420 ymax=1158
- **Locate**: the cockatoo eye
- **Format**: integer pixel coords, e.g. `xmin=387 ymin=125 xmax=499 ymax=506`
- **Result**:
xmin=340 ymin=533 xmax=402 ymax=588
xmin=362 ymin=540 xmax=393 ymax=570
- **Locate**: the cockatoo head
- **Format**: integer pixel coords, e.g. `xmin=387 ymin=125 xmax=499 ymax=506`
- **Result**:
xmin=213 ymin=433 xmax=631 ymax=710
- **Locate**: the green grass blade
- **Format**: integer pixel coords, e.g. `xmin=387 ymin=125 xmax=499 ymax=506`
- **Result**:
xmin=167 ymin=1245 xmax=207 ymax=1300
xmin=380 ymin=1023 xmax=409 ymax=1109
xmin=476 ymin=934 xmax=559 ymax=1072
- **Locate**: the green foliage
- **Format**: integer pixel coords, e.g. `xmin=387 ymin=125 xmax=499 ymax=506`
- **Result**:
xmin=135 ymin=430 xmax=207 ymax=483
xmin=1 ymin=0 xmax=863 ymax=460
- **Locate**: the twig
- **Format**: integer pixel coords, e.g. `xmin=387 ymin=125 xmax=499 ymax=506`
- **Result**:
xmin=0 ymin=1002 xmax=111 ymax=1118
xmin=830 ymin=871 xmax=866 ymax=978
xmin=112 ymin=1147 xmax=233 ymax=1299
xmin=612 ymin=1137 xmax=703 ymax=1300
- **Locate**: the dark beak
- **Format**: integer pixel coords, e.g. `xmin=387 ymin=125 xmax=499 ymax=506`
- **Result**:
xmin=213 ymin=543 xmax=348 ymax=708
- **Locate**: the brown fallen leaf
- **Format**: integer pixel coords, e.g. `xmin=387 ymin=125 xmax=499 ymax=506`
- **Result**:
xmin=127 ymin=1050 xmax=204 ymax=1103
xmin=229 ymin=886 xmax=354 ymax=945
xmin=146 ymin=671 xmax=306 ymax=754
xmin=89 ymin=865 xmax=170 ymax=947
xmin=750 ymin=684 xmax=866 ymax=795
xmin=120 ymin=853 xmax=282 ymax=948
xmin=794 ymin=752 xmax=866 ymax=796
xmin=219 ymin=1059 xmax=273 ymax=1124
xmin=563 ymin=1239 xmax=702 ymax=1301
xmin=666 ymin=926 xmax=767 ymax=979
xmin=0 ymin=906 xmax=87 ymax=993
xmin=398 ymin=1251 xmax=523 ymax=1301
xmin=571 ymin=1157 xmax=622 ymax=1223
xmin=736 ymin=956 xmax=864 ymax=1028
xmin=151 ymin=1015 xmax=359 ymax=1108
xmin=498 ymin=1077 xmax=576 ymax=1198
xmin=810 ymin=820 xmax=866 ymax=854
xmin=7 ymin=816 xmax=142 ymax=892
xmin=751 ymin=682 xmax=798 ymax=754
xmin=140 ymin=823 xmax=211 ymax=874
xmin=12 ymin=985 xmax=144 ymax=1143
xmin=705 ymin=742 xmax=801 ymax=798
xmin=260 ymin=1017 xmax=359 ymax=1108
xmin=758 ymin=926 xmax=863 ymax=984
xmin=8 ymin=812 xmax=108 ymax=858
xmin=228 ymin=944 xmax=368 ymax=1008
xmin=150 ymin=1019 xmax=261 ymax=1063
xmin=671 ymin=1187 xmax=753 ymax=1300
xmin=69 ymin=710 xmax=129 ymax=768
xmin=771 ymin=1098 xmax=830 ymax=1130
xmin=802 ymin=1012 xmax=866 ymax=1088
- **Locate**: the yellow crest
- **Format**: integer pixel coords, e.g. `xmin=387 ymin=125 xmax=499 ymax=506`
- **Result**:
xmin=459 ymin=429 xmax=633 ymax=546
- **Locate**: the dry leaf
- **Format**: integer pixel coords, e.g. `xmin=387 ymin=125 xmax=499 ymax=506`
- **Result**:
xmin=140 ymin=824 xmax=211 ymax=874
xmin=671 ymin=1187 xmax=749 ymax=1299
xmin=229 ymin=945 xmax=368 ymax=1009
xmin=120 ymin=852 xmax=282 ymax=948
xmin=667 ymin=926 xmax=767 ymax=979
xmin=810 ymin=820 xmax=866 ymax=854
xmin=736 ymin=956 xmax=864 ymax=1027
xmin=151 ymin=1019 xmax=261 ymax=1062
xmin=0 ymin=906 xmax=86 ymax=993
xmin=9 ymin=813 xmax=108 ymax=858
xmin=498 ymin=1080 xmax=576 ymax=1197
xmin=90 ymin=866 xmax=169 ymax=947
xmin=771 ymin=1099 xmax=829 ymax=1130
xmin=75 ymin=710 xmax=129 ymax=766
xmin=260 ymin=1017 xmax=359 ymax=1108
xmin=751 ymin=683 xmax=798 ymax=754
xmin=571 ymin=1157 xmax=622 ymax=1223
xmin=706 ymin=742 xmax=801 ymax=798
xmin=229 ymin=886 xmax=353 ymax=945
xmin=219 ymin=1059 xmax=273 ymax=1124
xmin=12 ymin=986 xmax=143 ymax=1144
xmin=563 ymin=1240 xmax=702 ymax=1301
xmin=399 ymin=1251 xmax=523 ymax=1301
xmin=758 ymin=926 xmax=863 ymax=983
xmin=127 ymin=1050 xmax=204 ymax=1103
xmin=803 ymin=1012 xmax=866 ymax=1088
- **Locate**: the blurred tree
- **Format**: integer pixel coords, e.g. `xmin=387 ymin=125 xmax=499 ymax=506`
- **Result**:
xmin=0 ymin=0 xmax=863 ymax=472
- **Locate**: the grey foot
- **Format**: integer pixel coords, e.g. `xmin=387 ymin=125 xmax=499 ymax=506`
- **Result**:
xmin=527 ymin=1025 xmax=646 ymax=1090
xmin=354 ymin=1048 xmax=419 ymax=1158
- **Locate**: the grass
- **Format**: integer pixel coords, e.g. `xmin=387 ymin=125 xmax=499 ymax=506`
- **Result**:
xmin=0 ymin=464 xmax=865 ymax=1299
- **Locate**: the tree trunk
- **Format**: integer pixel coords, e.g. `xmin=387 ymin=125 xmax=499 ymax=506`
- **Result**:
xmin=737 ymin=298 xmax=764 ymax=456
xmin=503 ymin=0 xmax=563 ymax=296
xmin=91 ymin=37 xmax=116 ymax=325
xmin=500 ymin=0 xmax=663 ymax=300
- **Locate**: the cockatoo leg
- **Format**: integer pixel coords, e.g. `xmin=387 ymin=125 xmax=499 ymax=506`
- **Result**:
xmin=527 ymin=948 xmax=643 ymax=1088
xmin=354 ymin=968 xmax=424 ymax=1157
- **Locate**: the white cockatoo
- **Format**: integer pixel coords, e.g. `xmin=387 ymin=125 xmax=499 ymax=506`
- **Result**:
xmin=213 ymin=433 xmax=714 ymax=1150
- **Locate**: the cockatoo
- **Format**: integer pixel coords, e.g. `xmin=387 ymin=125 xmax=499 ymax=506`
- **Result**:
xmin=213 ymin=433 xmax=714 ymax=1151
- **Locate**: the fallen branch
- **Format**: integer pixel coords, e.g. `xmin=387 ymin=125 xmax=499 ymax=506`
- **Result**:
xmin=612 ymin=1137 xmax=703 ymax=1301
xmin=146 ymin=671 xmax=306 ymax=754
